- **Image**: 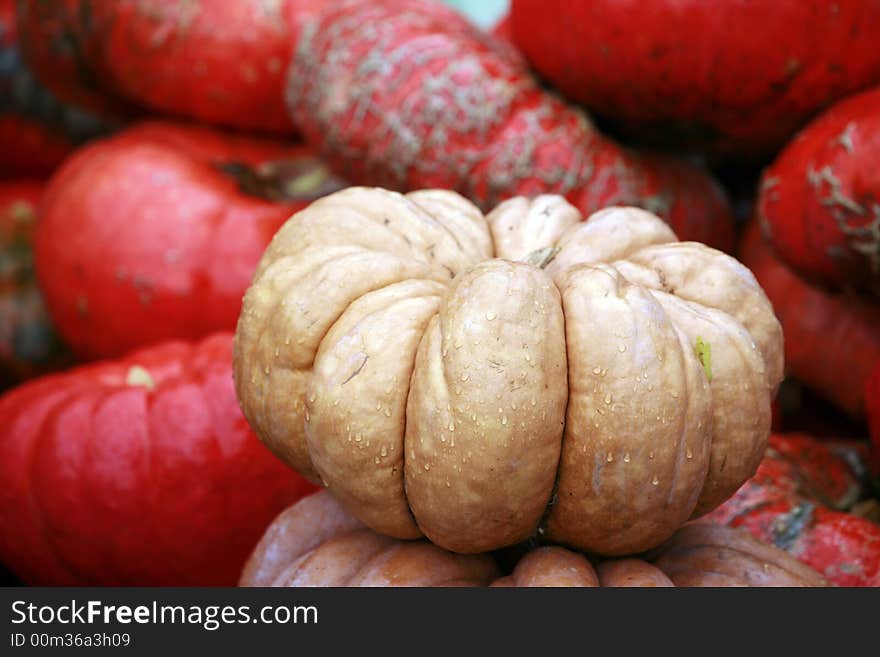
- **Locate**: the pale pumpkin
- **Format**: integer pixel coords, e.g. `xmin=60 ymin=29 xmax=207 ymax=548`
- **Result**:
xmin=234 ymin=188 xmax=783 ymax=555
xmin=241 ymin=491 xmax=826 ymax=587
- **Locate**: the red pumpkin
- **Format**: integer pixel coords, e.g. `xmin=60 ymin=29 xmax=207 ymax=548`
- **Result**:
xmin=708 ymin=468 xmax=880 ymax=587
xmin=0 ymin=0 xmax=116 ymax=176
xmin=0 ymin=181 xmax=72 ymax=388
xmin=14 ymin=0 xmax=327 ymax=134
xmin=286 ymin=0 xmax=734 ymax=251
xmin=867 ymin=362 xmax=880 ymax=475
xmin=34 ymin=120 xmax=343 ymax=360
xmin=739 ymin=220 xmax=880 ymax=417
xmin=510 ymin=0 xmax=880 ymax=159
xmin=754 ymin=434 xmax=865 ymax=511
xmin=758 ymin=87 xmax=880 ymax=294
xmin=0 ymin=332 xmax=318 ymax=586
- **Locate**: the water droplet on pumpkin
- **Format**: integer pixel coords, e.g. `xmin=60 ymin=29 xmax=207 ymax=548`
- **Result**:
xmin=424 ymin=464 xmax=430 ymax=471
xmin=501 ymin=415 xmax=508 ymax=425
xmin=652 ymin=475 xmax=660 ymax=485
xmin=623 ymin=453 xmax=631 ymax=463
xmin=649 ymin=451 xmax=655 ymax=460
xmin=486 ymin=310 xmax=497 ymax=321
xmin=686 ymin=448 xmax=693 ymax=460
xmin=604 ymin=393 xmax=612 ymax=404
xmin=606 ymin=452 xmax=614 ymax=463
xmin=461 ymin=373 xmax=470 ymax=382
xmin=618 ymin=343 xmax=627 ymax=353
xmin=380 ymin=446 xmax=387 ymax=456
xmin=593 ymin=366 xmax=602 ymax=375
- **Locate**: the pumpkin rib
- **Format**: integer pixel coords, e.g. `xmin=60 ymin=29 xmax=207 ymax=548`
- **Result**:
xmin=236 ymin=189 xmax=781 ymax=555
xmin=11 ymin=385 xmax=85 ymax=585
xmin=307 ymin=279 xmax=444 ymax=538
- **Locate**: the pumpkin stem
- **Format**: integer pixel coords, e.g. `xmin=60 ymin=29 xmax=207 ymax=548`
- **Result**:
xmin=523 ymin=246 xmax=560 ymax=269
xmin=126 ymin=365 xmax=155 ymax=391
xmin=216 ymin=158 xmax=347 ymax=203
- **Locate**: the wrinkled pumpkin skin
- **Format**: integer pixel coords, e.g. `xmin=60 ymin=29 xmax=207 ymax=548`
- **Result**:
xmin=235 ymin=188 xmax=783 ymax=556
xmin=739 ymin=220 xmax=880 ymax=418
xmin=242 ymin=492 xmax=825 ymax=587
xmin=35 ymin=121 xmax=343 ymax=361
xmin=0 ymin=333 xmax=317 ymax=586
xmin=758 ymin=88 xmax=880 ymax=295
xmin=285 ymin=0 xmax=734 ymax=251
xmin=510 ymin=0 xmax=880 ymax=159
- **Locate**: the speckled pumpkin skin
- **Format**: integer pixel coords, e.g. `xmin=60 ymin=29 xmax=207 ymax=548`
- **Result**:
xmin=284 ymin=0 xmax=734 ymax=251
xmin=758 ymin=87 xmax=880 ymax=295
xmin=234 ymin=189 xmax=783 ymax=556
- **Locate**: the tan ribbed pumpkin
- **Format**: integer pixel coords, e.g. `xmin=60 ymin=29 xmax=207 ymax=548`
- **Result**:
xmin=234 ymin=188 xmax=783 ymax=555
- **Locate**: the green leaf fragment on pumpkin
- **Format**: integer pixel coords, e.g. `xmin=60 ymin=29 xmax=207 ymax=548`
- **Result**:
xmin=695 ymin=336 xmax=712 ymax=382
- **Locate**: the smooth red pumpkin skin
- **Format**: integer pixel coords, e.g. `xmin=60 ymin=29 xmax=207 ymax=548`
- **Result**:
xmin=739 ymin=220 xmax=880 ymax=418
xmin=286 ymin=0 xmax=735 ymax=251
xmin=758 ymin=87 xmax=880 ymax=295
xmin=14 ymin=0 xmax=328 ymax=134
xmin=867 ymin=363 xmax=880 ymax=475
xmin=510 ymin=0 xmax=880 ymax=158
xmin=34 ymin=121 xmax=340 ymax=361
xmin=707 ymin=481 xmax=880 ymax=587
xmin=0 ymin=181 xmax=72 ymax=388
xmin=0 ymin=332 xmax=318 ymax=586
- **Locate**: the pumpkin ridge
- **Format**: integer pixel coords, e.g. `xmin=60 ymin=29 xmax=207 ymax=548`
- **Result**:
xmin=13 ymin=387 xmax=84 ymax=585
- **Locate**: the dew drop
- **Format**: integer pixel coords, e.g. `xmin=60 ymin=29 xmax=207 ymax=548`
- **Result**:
xmin=618 ymin=343 xmax=627 ymax=353
xmin=604 ymin=393 xmax=612 ymax=405
xmin=461 ymin=372 xmax=470 ymax=382
xmin=448 ymin=422 xmax=456 ymax=432
xmin=623 ymin=453 xmax=631 ymax=463
xmin=593 ymin=366 xmax=602 ymax=375
xmin=424 ymin=464 xmax=431 ymax=471
xmin=380 ymin=446 xmax=387 ymax=456
xmin=501 ymin=415 xmax=508 ymax=425
xmin=649 ymin=451 xmax=655 ymax=460
xmin=686 ymin=448 xmax=693 ymax=460
xmin=652 ymin=475 xmax=660 ymax=485
xmin=486 ymin=310 xmax=497 ymax=321
xmin=606 ymin=452 xmax=614 ymax=463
